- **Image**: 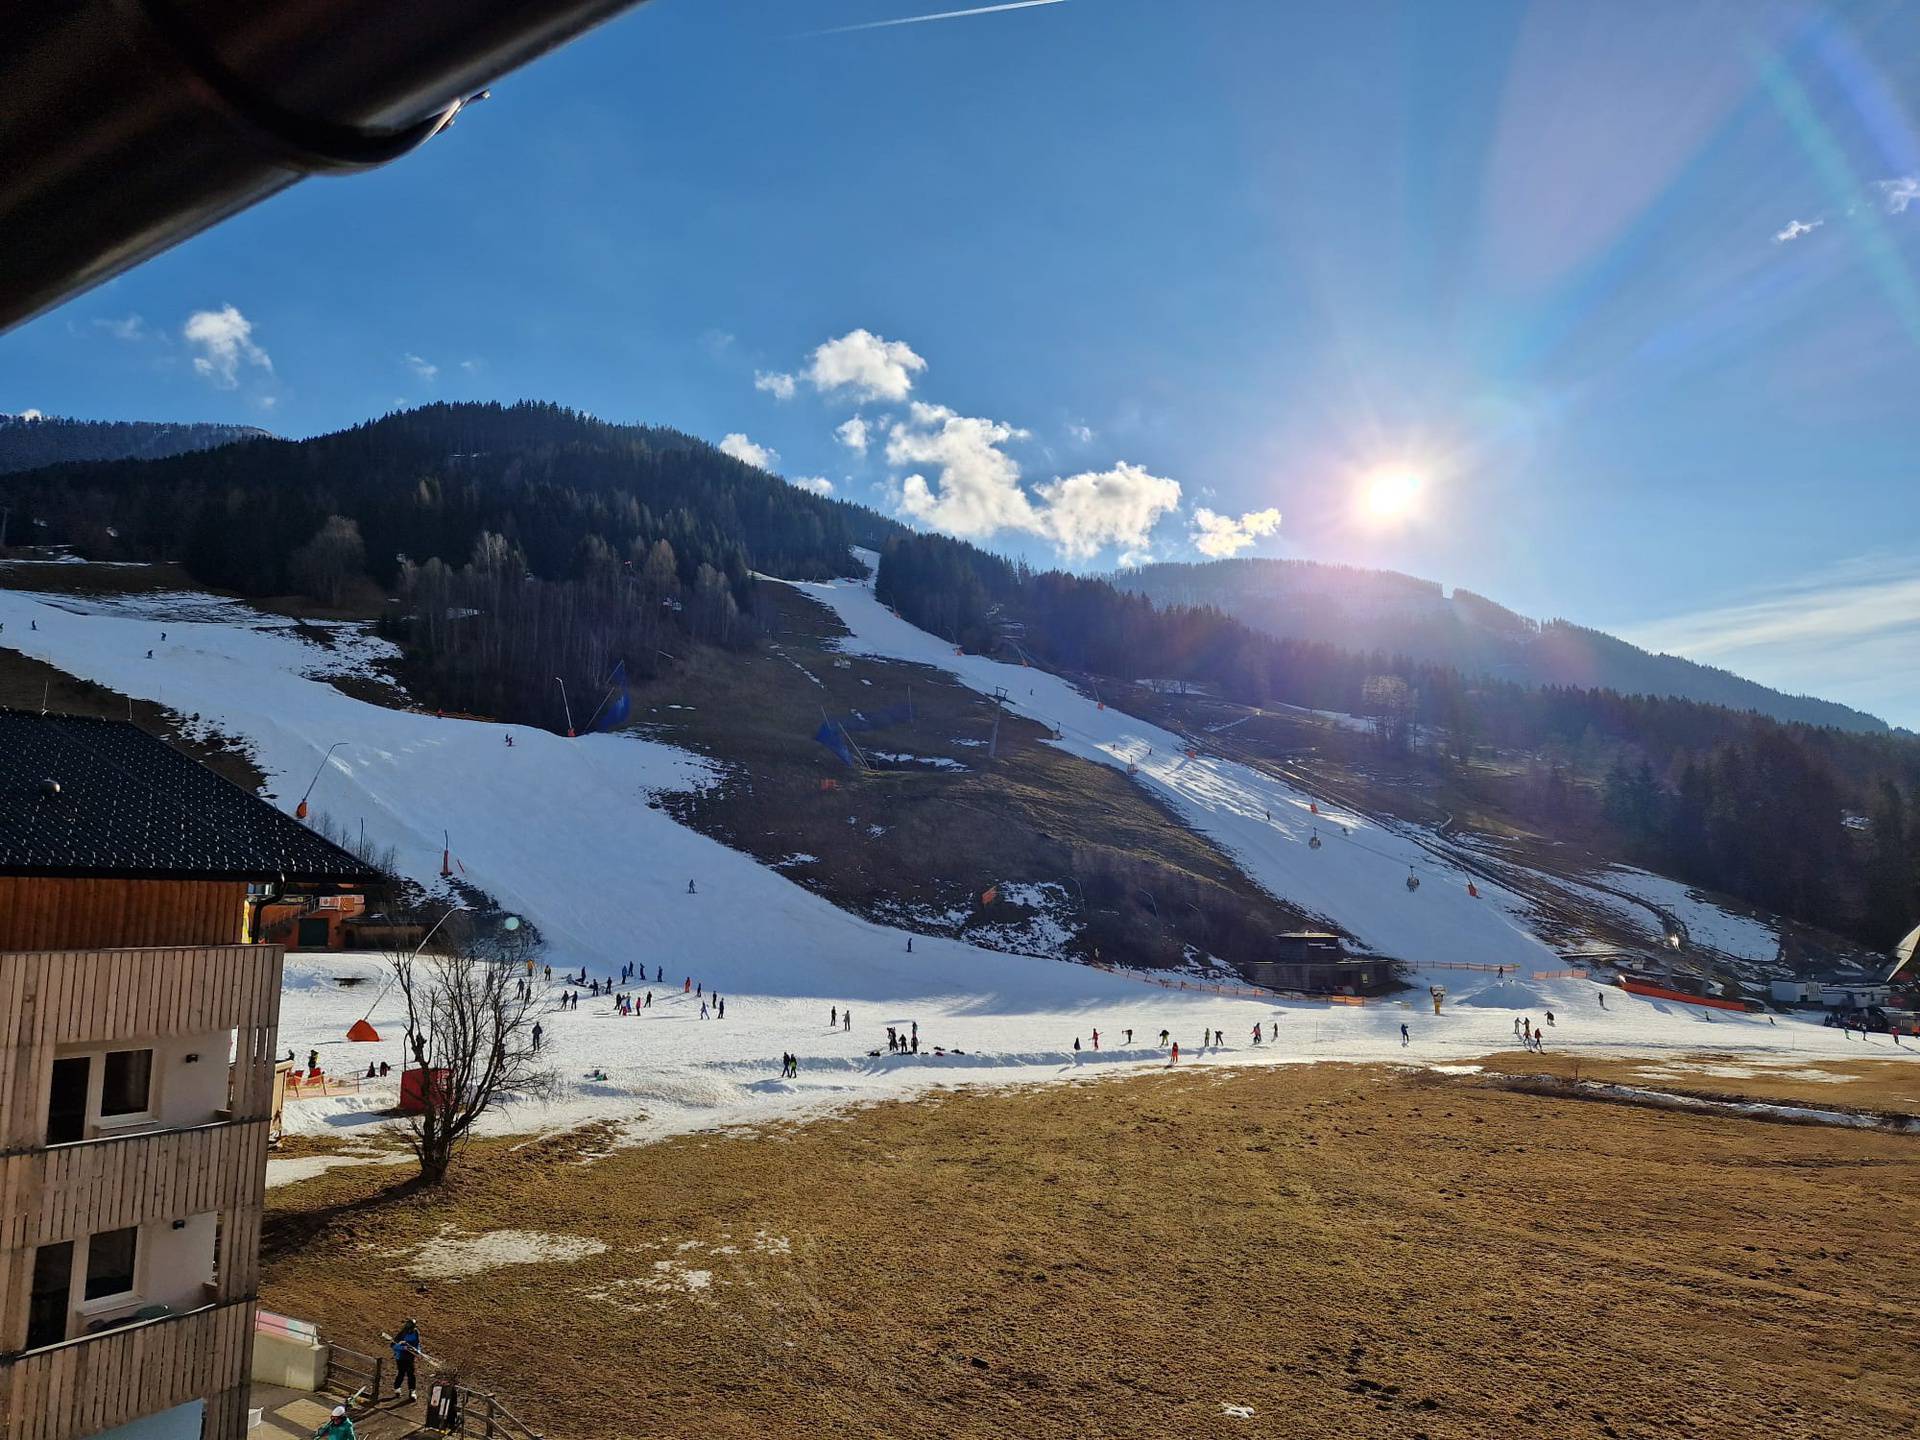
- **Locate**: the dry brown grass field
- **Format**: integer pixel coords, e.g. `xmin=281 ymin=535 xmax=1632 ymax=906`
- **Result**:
xmin=262 ymin=1062 xmax=1920 ymax=1440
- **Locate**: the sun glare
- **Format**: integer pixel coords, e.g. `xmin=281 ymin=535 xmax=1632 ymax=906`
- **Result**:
xmin=1361 ymin=468 xmax=1423 ymax=522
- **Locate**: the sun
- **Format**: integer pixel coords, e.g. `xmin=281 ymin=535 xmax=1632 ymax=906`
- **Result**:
xmin=1360 ymin=468 xmax=1423 ymax=522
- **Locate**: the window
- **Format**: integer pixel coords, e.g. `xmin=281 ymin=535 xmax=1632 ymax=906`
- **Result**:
xmin=99 ymin=1049 xmax=153 ymax=1117
xmin=26 ymin=1241 xmax=74 ymax=1349
xmin=46 ymin=1056 xmax=90 ymax=1144
xmin=84 ymin=1227 xmax=138 ymax=1301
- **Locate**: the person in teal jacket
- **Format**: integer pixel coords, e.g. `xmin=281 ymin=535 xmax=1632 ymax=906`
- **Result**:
xmin=313 ymin=1404 xmax=356 ymax=1439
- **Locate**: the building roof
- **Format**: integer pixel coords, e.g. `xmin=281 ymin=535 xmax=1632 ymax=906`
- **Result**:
xmin=0 ymin=709 xmax=381 ymax=883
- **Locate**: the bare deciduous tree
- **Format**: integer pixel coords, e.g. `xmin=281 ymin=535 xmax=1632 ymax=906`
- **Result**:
xmin=388 ymin=928 xmax=558 ymax=1183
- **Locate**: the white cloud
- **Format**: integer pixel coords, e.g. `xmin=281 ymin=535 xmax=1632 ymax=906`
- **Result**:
xmin=888 ymin=402 xmax=1036 ymax=537
xmin=1115 ymin=549 xmax=1151 ymax=569
xmin=404 ymin=353 xmax=439 ymax=383
xmin=835 ymin=416 xmax=870 ymax=453
xmin=755 ymin=370 xmax=797 ymax=401
xmin=884 ymin=401 xmax=1183 ymax=561
xmin=806 ymin=329 xmax=927 ymax=402
xmin=1621 ymin=552 xmax=1920 ymax=727
xmin=1877 ymin=175 xmax=1919 ymax=214
xmin=1066 ymin=422 xmax=1094 ymax=444
xmin=183 ymin=305 xmax=271 ymax=389
xmin=791 ymin=476 xmax=835 ymax=495
xmin=701 ymin=329 xmax=736 ymax=358
xmin=1189 ymin=506 xmax=1282 ymax=558
xmin=1773 ymin=218 xmax=1823 ymax=243
xmin=1033 ymin=462 xmax=1182 ymax=561
xmin=718 ymin=432 xmax=779 ymax=470
xmin=94 ymin=314 xmax=148 ymax=342
xmin=460 ymin=358 xmax=483 ymax=373
xmin=9 ymin=408 xmax=45 ymax=421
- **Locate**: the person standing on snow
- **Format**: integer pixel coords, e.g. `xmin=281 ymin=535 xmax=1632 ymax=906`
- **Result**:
xmin=843 ymin=1009 xmax=852 ymax=1032
xmin=1092 ymin=1029 xmax=1100 ymax=1050
xmin=1125 ymin=1028 xmax=1134 ymax=1045
xmin=1252 ymin=1023 xmax=1262 ymax=1045
xmin=1170 ymin=1041 xmax=1180 ymax=1064
xmin=700 ymin=1001 xmax=709 ymax=1019
xmin=830 ymin=1005 xmax=837 ymax=1028
xmin=1158 ymin=1029 xmax=1169 ymax=1046
xmin=1073 ymin=1037 xmax=1082 ymax=1052
xmin=531 ymin=1022 xmax=543 ymax=1054
xmin=1399 ymin=1023 xmax=1409 ymax=1047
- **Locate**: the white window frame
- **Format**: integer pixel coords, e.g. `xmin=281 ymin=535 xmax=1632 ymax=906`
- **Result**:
xmin=74 ymin=1224 xmax=143 ymax=1316
xmin=49 ymin=1044 xmax=161 ymax=1141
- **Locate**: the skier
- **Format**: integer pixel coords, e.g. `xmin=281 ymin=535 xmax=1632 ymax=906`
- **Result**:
xmin=1073 ymin=1036 xmax=1082 ymax=1052
xmin=688 ymin=880 xmax=697 ymax=894
xmin=888 ymin=1027 xmax=898 ymax=1051
xmin=531 ymin=1022 xmax=542 ymax=1054
xmin=1598 ymin=992 xmax=1606 ymax=1008
xmin=144 ymin=649 xmax=152 ymax=659
xmin=1125 ymin=1028 xmax=1134 ymax=1045
xmin=717 ymin=998 xmax=725 ymax=1019
xmin=1092 ymin=1028 xmax=1100 ymax=1050
xmin=1252 ymin=1022 xmax=1262 ymax=1044
xmin=830 ymin=1005 xmax=837 ymax=1028
xmin=700 ymin=1001 xmax=709 ymax=1019
xmin=1170 ymin=1041 xmax=1179 ymax=1064
xmin=1399 ymin=1023 xmax=1409 ymax=1047
xmin=1545 ymin=1011 xmax=1555 ymax=1027
xmin=843 ymin=1009 xmax=852 ymax=1032
xmin=1158 ymin=1029 xmax=1170 ymax=1046
xmin=390 ymin=1319 xmax=422 ymax=1401
xmin=656 ymin=965 xmax=664 ymax=983
xmin=684 ymin=977 xmax=691 ymax=993
xmin=314 ymin=1404 xmax=356 ymax=1439
xmin=645 ymin=991 xmax=652 ymax=1008
xmin=307 ymin=1048 xmax=319 ymax=1071
xmin=911 ymin=1020 xmax=918 ymax=1045
xmin=504 ymin=734 xmax=514 ymax=747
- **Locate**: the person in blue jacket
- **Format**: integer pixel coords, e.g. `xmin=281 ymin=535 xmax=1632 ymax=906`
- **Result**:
xmin=391 ymin=1319 xmax=422 ymax=1401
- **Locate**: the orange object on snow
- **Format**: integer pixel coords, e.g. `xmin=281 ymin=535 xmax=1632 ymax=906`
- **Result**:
xmin=1310 ymin=802 xmax=1319 ymax=815
xmin=346 ymin=1019 xmax=380 ymax=1042
xmin=1467 ymin=882 xmax=1479 ymax=898
xmin=981 ymin=886 xmax=999 ymax=905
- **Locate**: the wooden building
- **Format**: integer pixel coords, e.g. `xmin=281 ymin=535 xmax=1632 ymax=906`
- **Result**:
xmin=1238 ymin=932 xmax=1393 ymax=996
xmin=0 ymin=710 xmax=378 ymax=1440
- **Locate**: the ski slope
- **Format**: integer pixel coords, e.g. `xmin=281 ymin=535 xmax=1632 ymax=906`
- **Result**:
xmin=0 ymin=572 xmax=1883 ymax=1159
xmin=797 ymin=562 xmax=1559 ymax=973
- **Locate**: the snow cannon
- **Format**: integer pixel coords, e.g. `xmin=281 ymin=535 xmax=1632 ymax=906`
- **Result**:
xmin=346 ymin=1019 xmax=380 ymax=1042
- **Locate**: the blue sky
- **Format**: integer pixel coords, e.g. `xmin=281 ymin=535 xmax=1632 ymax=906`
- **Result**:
xmin=4 ymin=0 xmax=1918 ymax=724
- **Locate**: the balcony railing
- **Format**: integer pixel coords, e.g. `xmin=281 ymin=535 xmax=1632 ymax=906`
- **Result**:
xmin=0 ymin=1297 xmax=253 ymax=1440
xmin=0 ymin=1118 xmax=269 ymax=1253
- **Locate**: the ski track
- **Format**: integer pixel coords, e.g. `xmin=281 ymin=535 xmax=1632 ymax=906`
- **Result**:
xmin=0 ymin=575 xmax=1888 ymax=1173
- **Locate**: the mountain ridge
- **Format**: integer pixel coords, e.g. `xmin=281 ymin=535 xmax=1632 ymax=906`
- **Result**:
xmin=1113 ymin=557 xmax=1888 ymax=735
xmin=0 ymin=412 xmax=272 ymax=473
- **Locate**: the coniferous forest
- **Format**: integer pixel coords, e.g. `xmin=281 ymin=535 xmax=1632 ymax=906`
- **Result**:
xmin=875 ymin=532 xmax=1920 ymax=949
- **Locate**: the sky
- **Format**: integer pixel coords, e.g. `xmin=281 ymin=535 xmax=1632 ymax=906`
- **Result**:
xmin=2 ymin=0 xmax=1918 ymax=725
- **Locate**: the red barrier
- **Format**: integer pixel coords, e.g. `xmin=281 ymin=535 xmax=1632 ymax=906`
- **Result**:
xmin=1619 ymin=978 xmax=1751 ymax=1012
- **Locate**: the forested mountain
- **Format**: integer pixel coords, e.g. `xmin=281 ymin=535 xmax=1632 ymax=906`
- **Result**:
xmin=0 ymin=413 xmax=269 ymax=473
xmin=1115 ymin=558 xmax=1889 ymax=735
xmin=0 ymin=402 xmax=898 ymax=590
xmin=1 ymin=401 xmax=906 ymax=723
xmin=876 ymin=531 xmax=1920 ymax=947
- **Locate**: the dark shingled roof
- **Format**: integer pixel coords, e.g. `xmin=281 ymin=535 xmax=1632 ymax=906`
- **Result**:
xmin=0 ymin=709 xmax=381 ymax=883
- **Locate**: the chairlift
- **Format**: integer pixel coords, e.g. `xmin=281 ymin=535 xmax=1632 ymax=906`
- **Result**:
xmin=1405 ymin=872 xmax=1420 ymax=893
xmin=1308 ymin=830 xmax=1322 ymax=851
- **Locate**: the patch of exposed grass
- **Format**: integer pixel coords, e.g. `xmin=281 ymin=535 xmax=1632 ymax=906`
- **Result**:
xmin=262 ymin=1063 xmax=1920 ymax=1440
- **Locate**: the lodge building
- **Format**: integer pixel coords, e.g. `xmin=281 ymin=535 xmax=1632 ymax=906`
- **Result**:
xmin=0 ymin=710 xmax=377 ymax=1440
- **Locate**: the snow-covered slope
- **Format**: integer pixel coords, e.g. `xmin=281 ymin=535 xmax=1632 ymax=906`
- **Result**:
xmin=799 ymin=564 xmax=1560 ymax=972
xmin=0 ymin=577 xmax=1884 ymax=1154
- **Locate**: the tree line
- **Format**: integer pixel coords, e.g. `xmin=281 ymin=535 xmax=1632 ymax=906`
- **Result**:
xmin=876 ymin=532 xmax=1920 ymax=948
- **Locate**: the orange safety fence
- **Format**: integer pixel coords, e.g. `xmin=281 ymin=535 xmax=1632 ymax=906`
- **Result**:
xmin=1530 ymin=968 xmax=1591 ymax=981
